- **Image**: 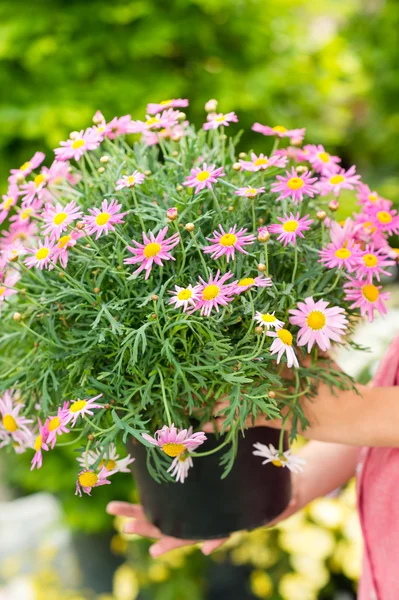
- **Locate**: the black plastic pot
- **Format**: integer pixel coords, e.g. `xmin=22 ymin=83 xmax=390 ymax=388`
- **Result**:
xmin=128 ymin=426 xmax=291 ymax=540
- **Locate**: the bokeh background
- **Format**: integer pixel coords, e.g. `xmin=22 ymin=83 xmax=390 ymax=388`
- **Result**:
xmin=1 ymin=0 xmax=399 ymax=599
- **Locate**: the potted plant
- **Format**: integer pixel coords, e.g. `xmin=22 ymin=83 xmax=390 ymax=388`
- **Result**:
xmin=0 ymin=99 xmax=396 ymax=539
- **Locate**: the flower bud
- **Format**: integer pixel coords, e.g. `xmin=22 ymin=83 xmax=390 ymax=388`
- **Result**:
xmin=59 ymin=272 xmax=65 ymax=278
xmin=205 ymin=99 xmax=218 ymax=113
xmin=167 ymin=207 xmax=178 ymax=221
xmin=255 ymin=326 xmax=264 ymax=335
xmin=88 ymin=434 xmax=94 ymax=441
xmin=328 ymin=200 xmax=339 ymax=211
xmin=268 ymin=390 xmax=276 ymax=399
xmin=316 ymin=210 xmax=327 ymax=221
xmin=100 ymin=155 xmax=110 ymax=164
xmin=172 ymin=134 xmax=182 ymax=142
xmin=258 ymin=217 xmax=264 ymax=225
xmin=76 ymin=222 xmax=85 ymax=230
xmin=257 ymin=227 xmax=270 ymax=242
xmin=151 ymin=294 xmax=159 ymax=301
xmin=12 ymin=312 xmax=22 ymax=322
xmin=144 ymin=170 xmax=151 ymax=176
xmin=98 ymin=167 xmax=105 ymax=174
xmin=93 ymin=111 xmax=104 ymax=125
xmin=172 ymin=150 xmax=179 ymax=157
xmin=94 ymin=287 xmax=100 ymax=294
xmin=257 ymin=263 xmax=267 ymax=272
xmin=295 ymin=165 xmax=308 ymax=174
xmin=176 ymin=184 xmax=183 ymax=192
xmin=177 ymin=112 xmax=186 ymax=122
xmin=184 ymin=223 xmax=195 ymax=232
xmin=69 ymin=131 xmax=80 ymax=140
xmin=232 ymin=162 xmax=241 ymax=171
xmin=16 ymin=173 xmax=25 ymax=184
xmin=228 ymin=205 xmax=234 ymax=212
xmin=238 ymin=152 xmax=247 ymax=159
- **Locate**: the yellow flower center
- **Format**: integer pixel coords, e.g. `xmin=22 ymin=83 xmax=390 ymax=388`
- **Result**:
xmin=329 ymin=174 xmax=345 ymax=185
xmin=34 ymin=174 xmax=45 ymax=187
xmin=238 ymin=277 xmax=255 ymax=287
xmin=95 ymin=212 xmax=111 ymax=227
xmin=219 ymin=233 xmax=237 ymax=247
xmin=21 ymin=208 xmax=33 ymax=220
xmin=196 ymin=170 xmax=210 ymax=182
xmin=19 ymin=161 xmax=32 ymax=171
xmin=48 ymin=416 xmax=61 ymax=432
xmin=3 ymin=197 xmax=14 ymax=210
xmin=282 ymin=220 xmax=299 ymax=232
xmin=162 ymin=442 xmax=186 ymax=457
xmin=287 ymin=177 xmax=304 ymax=191
xmin=318 ymin=152 xmax=330 ymax=163
xmin=272 ymin=126 xmax=287 ymax=133
xmin=100 ymin=459 xmax=117 ymax=471
xmin=202 ymin=284 xmax=220 ymax=301
xmin=392 ymin=248 xmax=399 ymax=256
xmin=79 ymin=472 xmax=98 ymax=487
xmin=0 ymin=287 xmax=5 ymax=296
xmin=178 ymin=453 xmax=188 ymax=462
xmin=53 ymin=212 xmax=68 ymax=226
xmin=71 ymin=139 xmax=85 ymax=150
xmin=35 ymin=247 xmax=49 ymax=261
xmin=335 ymin=247 xmax=351 ymax=260
xmin=215 ymin=114 xmax=226 ymax=122
xmin=2 ymin=414 xmax=18 ymax=432
xmin=363 ymin=253 xmax=378 ymax=268
xmin=368 ymin=194 xmax=378 ymax=202
xmin=34 ymin=435 xmax=42 ymax=452
xmin=177 ymin=289 xmax=192 ymax=301
xmin=363 ymin=220 xmax=377 ymax=234
xmin=306 ymin=310 xmax=326 ymax=330
xmin=271 ymin=458 xmax=286 ymax=467
xmin=246 ymin=188 xmax=258 ymax=197
xmin=146 ymin=117 xmax=160 ymax=127
xmin=128 ymin=175 xmax=136 ymax=185
xmin=160 ymin=100 xmax=172 ymax=105
xmin=58 ymin=235 xmax=71 ymax=249
xmin=377 ymin=211 xmax=392 ymax=224
xmin=261 ymin=314 xmax=276 ymax=323
xmin=277 ymin=329 xmax=293 ymax=346
xmin=254 ymin=158 xmax=268 ymax=166
xmin=362 ymin=284 xmax=379 ymax=303
xmin=69 ymin=399 xmax=87 ymax=413
xmin=143 ymin=242 xmax=161 ymax=258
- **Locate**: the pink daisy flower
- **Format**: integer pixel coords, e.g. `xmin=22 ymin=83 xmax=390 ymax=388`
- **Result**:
xmin=0 ymin=270 xmax=20 ymax=311
xmin=328 ymin=218 xmax=356 ymax=246
xmin=231 ymin=275 xmax=272 ymax=294
xmin=9 ymin=152 xmax=45 ymax=184
xmin=289 ymin=297 xmax=348 ymax=352
xmin=344 ymin=278 xmax=390 ymax=322
xmin=0 ymin=390 xmax=33 ymax=443
xmin=54 ymin=128 xmax=100 ymax=161
xmin=194 ymin=270 xmax=235 ymax=316
xmin=103 ymin=115 xmax=133 ymax=139
xmin=24 ymin=237 xmax=56 ymax=270
xmin=83 ymin=199 xmax=127 ymax=239
xmin=9 ymin=203 xmax=40 ymax=227
xmin=203 ymin=225 xmax=256 ymax=263
xmin=356 ymin=183 xmax=384 ymax=208
xmin=368 ymin=206 xmax=399 ymax=237
xmin=30 ymin=418 xmax=49 ymax=471
xmin=0 ymin=186 xmax=19 ymax=225
xmin=124 ymin=226 xmax=180 ymax=280
xmin=354 ymin=245 xmax=395 ymax=283
xmin=19 ymin=173 xmax=49 ymax=205
xmin=254 ymin=311 xmax=284 ymax=330
xmin=318 ymin=239 xmax=362 ymax=272
xmin=77 ymin=443 xmax=134 ymax=474
xmin=234 ymin=186 xmax=265 ymax=199
xmin=75 ymin=467 xmax=114 ymax=497
xmin=129 ymin=109 xmax=180 ymax=133
xmin=142 ymin=424 xmax=206 ymax=457
xmin=0 ymin=241 xmax=26 ymax=265
xmin=203 ymin=112 xmax=238 ymax=130
xmin=318 ymin=166 xmax=361 ymax=197
xmin=271 ymin=168 xmax=318 ymax=205
xmin=167 ymin=453 xmax=193 ymax=483
xmin=182 ymin=163 xmax=225 ymax=194
xmin=115 ymin=170 xmax=146 ymax=190
xmin=252 ymin=123 xmax=306 ymax=143
xmin=1 ymin=221 xmax=38 ymax=248
xmin=169 ymin=284 xmax=202 ymax=311
xmin=46 ymin=403 xmax=70 ymax=449
xmin=42 ymin=200 xmax=83 ymax=240
xmin=146 ymin=98 xmax=189 ymax=115
xmin=43 ymin=159 xmax=78 ymax=186
xmin=303 ymin=144 xmax=341 ymax=175
xmin=52 ymin=232 xmax=80 ymax=269
xmin=238 ymin=152 xmax=288 ymax=172
xmin=267 ymin=329 xmax=299 ymax=368
xmin=62 ymin=394 xmax=103 ymax=427
xmin=268 ymin=213 xmax=313 ymax=246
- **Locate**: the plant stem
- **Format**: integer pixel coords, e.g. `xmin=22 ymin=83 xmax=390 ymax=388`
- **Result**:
xmin=132 ymin=189 xmax=145 ymax=230
xmin=157 ymin=367 xmax=172 ymax=427
xmin=251 ymin=199 xmax=256 ymax=231
xmin=264 ymin=242 xmax=269 ymax=275
xmin=189 ymin=230 xmax=208 ymax=276
xmin=291 ymin=245 xmax=298 ymax=284
xmin=210 ymin=188 xmax=223 ymax=221
xmin=191 ymin=421 xmax=238 ymax=458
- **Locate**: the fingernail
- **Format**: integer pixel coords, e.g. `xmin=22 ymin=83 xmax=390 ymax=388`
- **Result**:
xmin=149 ymin=545 xmax=160 ymax=557
xmin=106 ymin=503 xmax=116 ymax=514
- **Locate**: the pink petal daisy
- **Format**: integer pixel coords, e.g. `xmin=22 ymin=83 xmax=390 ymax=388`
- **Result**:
xmin=289 ymin=297 xmax=348 ymax=352
xmin=19 ymin=172 xmax=49 ymax=205
xmin=52 ymin=231 xmax=80 ymax=269
xmin=267 ymin=329 xmax=299 ymax=368
xmin=231 ymin=275 xmax=272 ymax=294
xmin=0 ymin=186 xmax=20 ymax=225
xmin=30 ymin=418 xmax=49 ymax=471
xmin=194 ymin=270 xmax=235 ymax=316
xmin=168 ymin=284 xmax=202 ymax=311
xmin=9 ymin=152 xmax=45 ymax=184
xmin=77 ymin=443 xmax=134 ymax=473
xmin=203 ymin=112 xmax=238 ymax=130
xmin=328 ymin=218 xmax=356 ymax=246
xmin=203 ymin=225 xmax=256 ymax=262
xmin=62 ymin=394 xmax=103 ymax=427
xmin=83 ymin=199 xmax=127 ymax=239
xmin=1 ymin=221 xmax=38 ymax=248
xmin=252 ymin=123 xmax=306 ymax=143
xmin=41 ymin=200 xmax=83 ymax=240
xmin=54 ymin=128 xmax=100 ymax=161
xmin=354 ymin=245 xmax=395 ymax=283
xmin=75 ymin=467 xmax=114 ymax=497
xmin=238 ymin=152 xmax=288 ymax=172
xmin=182 ymin=163 xmax=225 ymax=194
xmin=24 ymin=237 xmax=56 ymax=270
xmin=367 ymin=206 xmax=399 ymax=237
xmin=129 ymin=109 xmax=180 ymax=133
xmin=254 ymin=311 xmax=284 ymax=330
xmin=303 ymin=144 xmax=341 ymax=175
xmin=318 ymin=166 xmax=361 ymax=197
xmin=43 ymin=159 xmax=78 ymax=186
xmin=124 ymin=226 xmax=180 ymax=280
xmin=0 ymin=269 xmax=20 ymax=310
xmin=344 ymin=278 xmax=390 ymax=322
xmin=46 ymin=403 xmax=71 ymax=449
xmin=0 ymin=390 xmax=33 ymax=443
xmin=146 ymin=98 xmax=189 ymax=115
xmin=103 ymin=115 xmax=133 ymax=139
xmin=268 ymin=213 xmax=313 ymax=246
xmin=271 ymin=168 xmax=318 ymax=205
xmin=234 ymin=186 xmax=265 ymax=199
xmin=318 ymin=239 xmax=362 ymax=272
xmin=0 ymin=241 xmax=26 ymax=265
xmin=142 ymin=424 xmax=206 ymax=457
xmin=115 ymin=170 xmax=146 ymax=190
xmin=356 ymin=183 xmax=384 ymax=208
xmin=9 ymin=203 xmax=40 ymax=227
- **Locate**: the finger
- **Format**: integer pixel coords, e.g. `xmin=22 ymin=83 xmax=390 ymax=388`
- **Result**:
xmin=106 ymin=502 xmax=145 ymax=518
xmin=201 ymin=538 xmax=227 ymax=555
xmin=202 ymin=418 xmax=224 ymax=433
xmin=123 ymin=519 xmax=162 ymax=539
xmin=149 ymin=536 xmax=196 ymax=557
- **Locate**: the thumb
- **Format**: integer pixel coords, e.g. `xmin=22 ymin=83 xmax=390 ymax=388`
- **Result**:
xmin=201 ymin=538 xmax=227 ymax=555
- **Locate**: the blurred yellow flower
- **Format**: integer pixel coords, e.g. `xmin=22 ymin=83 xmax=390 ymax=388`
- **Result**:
xmin=113 ymin=564 xmax=139 ymax=600
xmin=279 ymin=572 xmax=318 ymax=600
xmin=279 ymin=524 xmax=335 ymax=560
xmin=307 ymin=497 xmax=349 ymax=529
xmin=250 ymin=569 xmax=273 ymax=598
xmin=332 ymin=539 xmax=362 ymax=581
xmin=148 ymin=563 xmax=169 ymax=583
xmin=290 ymin=554 xmax=330 ymax=589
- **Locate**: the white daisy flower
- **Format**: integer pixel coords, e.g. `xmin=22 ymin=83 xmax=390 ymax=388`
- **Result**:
xmin=167 ymin=452 xmax=193 ymax=483
xmin=253 ymin=442 xmax=305 ymax=473
xmin=77 ymin=442 xmax=134 ymax=473
xmin=254 ymin=311 xmax=284 ymax=330
xmin=267 ymin=328 xmax=299 ymax=368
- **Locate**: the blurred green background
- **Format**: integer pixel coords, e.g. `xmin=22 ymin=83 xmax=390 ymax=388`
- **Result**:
xmin=1 ymin=0 xmax=399 ymax=200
